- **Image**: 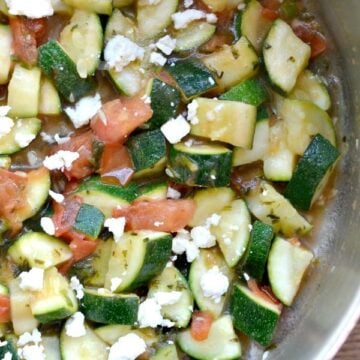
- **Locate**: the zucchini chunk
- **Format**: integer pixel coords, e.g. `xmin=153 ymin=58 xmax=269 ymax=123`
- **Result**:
xmin=0 ymin=25 xmax=12 ymax=85
xmin=105 ymin=231 xmax=172 ymax=292
xmin=39 ymin=77 xmax=62 ymax=115
xmin=284 ymin=134 xmax=340 ymax=210
xmin=80 ymin=288 xmax=139 ymax=324
xmin=230 ymin=283 xmax=281 ymax=346
xmin=177 ymin=315 xmax=241 ymax=360
xmin=263 ymin=19 xmax=311 ymax=94
xmin=63 ymin=0 xmax=112 ymax=14
xmin=268 ymin=237 xmax=313 ymax=305
xmin=104 ymin=8 xmax=137 ymax=42
xmin=151 ymin=344 xmax=179 ymax=360
xmin=42 ymin=335 xmax=61 ymax=360
xmin=137 ymin=181 xmax=168 ymax=201
xmin=167 ymin=142 xmax=233 ymax=187
xmin=72 ymin=203 xmax=105 ymax=239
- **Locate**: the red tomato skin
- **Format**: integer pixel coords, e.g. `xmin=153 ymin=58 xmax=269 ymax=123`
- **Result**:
xmin=190 ymin=311 xmax=214 ymax=341
xmin=0 ymin=295 xmax=11 ymax=323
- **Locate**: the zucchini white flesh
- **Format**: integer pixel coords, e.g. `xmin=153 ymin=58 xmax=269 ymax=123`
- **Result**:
xmin=63 ymin=0 xmax=112 ymax=14
xmin=104 ymin=8 xmax=137 ymax=42
xmin=8 ymin=232 xmax=72 ymax=269
xmin=189 ymin=248 xmax=234 ymax=318
xmin=177 ymin=315 xmax=241 ymax=360
xmin=137 ymin=181 xmax=168 ymax=201
xmin=137 ymin=0 xmax=179 ymax=41
xmin=211 ymin=199 xmax=251 ymax=267
xmin=202 ymin=36 xmax=259 ymax=90
xmin=151 ymin=344 xmax=179 ymax=360
xmin=50 ymin=0 xmax=73 ymax=15
xmin=245 ymin=180 xmax=313 ymax=236
xmin=0 ymin=25 xmax=12 ymax=85
xmin=43 ymin=335 xmax=61 ymax=360
xmin=268 ymin=237 xmax=313 ymax=305
xmin=200 ymin=0 xmax=227 ymax=12
xmin=39 ymin=77 xmax=62 ymax=115
xmin=60 ymin=10 xmax=103 ymax=78
xmin=61 ymin=323 xmax=108 ymax=360
xmin=148 ymin=266 xmax=194 ymax=328
xmin=263 ymin=19 xmax=311 ymax=94
xmin=7 ymin=65 xmax=41 ymax=118
xmin=289 ymin=70 xmax=331 ymax=111
xmin=190 ymin=98 xmax=257 ymax=148
xmin=280 ymin=98 xmax=336 ymax=155
xmin=233 ymin=119 xmax=270 ymax=166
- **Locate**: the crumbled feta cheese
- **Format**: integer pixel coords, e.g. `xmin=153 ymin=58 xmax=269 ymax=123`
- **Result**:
xmin=0 ymin=116 xmax=14 ymax=139
xmin=187 ymin=100 xmax=199 ymax=125
xmin=104 ymin=217 xmax=126 ymax=243
xmin=54 ymin=134 xmax=71 ymax=144
xmin=205 ymin=213 xmax=222 ymax=227
xmin=40 ymin=132 xmax=55 ymax=144
xmin=108 ymin=333 xmax=147 ymax=360
xmin=206 ymin=13 xmax=218 ymax=24
xmin=64 ymin=93 xmax=102 ymax=129
xmin=184 ymin=139 xmax=194 ymax=147
xmin=43 ymin=150 xmax=79 ymax=171
xmin=0 ymin=106 xmax=11 ymax=117
xmin=172 ymin=9 xmax=217 ymax=29
xmin=5 ymin=0 xmax=53 ymax=18
xmin=150 ymin=52 xmax=167 ymax=66
xmin=248 ymin=224 xmax=253 ymax=232
xmin=110 ymin=277 xmax=123 ymax=292
xmin=0 ymin=341 xmax=8 ymax=347
xmin=161 ymin=115 xmax=190 ymax=144
xmin=137 ymin=298 xmax=174 ymax=328
xmin=200 ymin=266 xmax=229 ymax=303
xmin=243 ymin=272 xmax=250 ymax=281
xmin=105 ymin=35 xmax=144 ymax=72
xmin=167 ymin=187 xmax=181 ymax=199
xmin=208 ymin=76 xmax=215 ymax=86
xmin=184 ymin=0 xmax=193 ymax=8
xmin=65 ymin=312 xmax=86 ymax=338
xmin=191 ymin=226 xmax=216 ymax=248
xmin=17 ymin=329 xmax=42 ymax=347
xmin=18 ymin=344 xmax=45 ymax=360
xmin=152 ymin=291 xmax=182 ymax=306
xmin=140 ymin=94 xmax=151 ymax=104
xmin=15 ymin=133 xmax=36 ymax=148
xmin=70 ymin=276 xmax=84 ymax=300
xmin=172 ymin=230 xmax=199 ymax=262
xmin=2 ymin=352 xmax=12 ymax=360
xmin=154 ymin=221 xmax=164 ymax=227
xmin=49 ymin=190 xmax=64 ymax=203
xmin=40 ymin=217 xmax=55 ymax=236
xmin=156 ymin=35 xmax=177 ymax=55
xmin=19 ymin=268 xmax=44 ymax=292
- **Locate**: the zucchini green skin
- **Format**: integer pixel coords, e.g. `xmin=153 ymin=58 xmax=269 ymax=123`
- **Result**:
xmin=38 ymin=40 xmax=95 ymax=102
xmin=165 ymin=58 xmax=217 ymax=100
xmin=230 ymin=283 xmax=280 ymax=346
xmin=0 ymin=335 xmax=20 ymax=360
xmin=242 ymin=220 xmax=274 ymax=281
xmin=80 ymin=289 xmax=139 ymax=324
xmin=284 ymin=134 xmax=340 ymax=211
xmin=72 ymin=204 xmax=105 ymax=239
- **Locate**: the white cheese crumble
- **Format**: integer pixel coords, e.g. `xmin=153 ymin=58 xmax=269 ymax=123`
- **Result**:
xmin=104 ymin=217 xmax=126 ymax=243
xmin=0 ymin=106 xmax=11 ymax=117
xmin=40 ymin=132 xmax=55 ymax=144
xmin=205 ymin=213 xmax=222 ymax=227
xmin=49 ymin=190 xmax=64 ymax=203
xmin=5 ymin=0 xmax=53 ymax=19
xmin=65 ymin=312 xmax=86 ymax=338
xmin=17 ymin=329 xmax=42 ymax=347
xmin=17 ymin=328 xmax=45 ymax=360
xmin=14 ymin=133 xmax=36 ymax=148
xmin=150 ymin=52 xmax=167 ymax=66
xmin=40 ymin=217 xmax=56 ymax=236
xmin=172 ymin=9 xmax=217 ymax=29
xmin=167 ymin=187 xmax=181 ymax=199
xmin=108 ymin=333 xmax=147 ymax=360
xmin=2 ymin=352 xmax=12 ymax=360
xmin=160 ymin=115 xmax=190 ymax=144
xmin=191 ymin=226 xmax=216 ymax=248
xmin=0 ymin=341 xmax=8 ymax=347
xmin=156 ymin=35 xmax=177 ymax=55
xmin=70 ymin=276 xmax=84 ymax=300
xmin=140 ymin=94 xmax=151 ymax=104
xmin=19 ymin=268 xmax=44 ymax=292
xmin=172 ymin=230 xmax=199 ymax=262
xmin=0 ymin=105 xmax=14 ymax=139
xmin=184 ymin=0 xmax=194 ymax=8
xmin=54 ymin=133 xmax=71 ymax=144
xmin=187 ymin=100 xmax=199 ymax=125
xmin=137 ymin=298 xmax=174 ymax=328
xmin=64 ymin=93 xmax=102 ymax=129
xmin=110 ymin=277 xmax=123 ymax=292
xmin=43 ymin=150 xmax=79 ymax=171
xmin=152 ymin=291 xmax=182 ymax=306
xmin=104 ymin=35 xmax=144 ymax=72
xmin=200 ymin=266 xmax=229 ymax=303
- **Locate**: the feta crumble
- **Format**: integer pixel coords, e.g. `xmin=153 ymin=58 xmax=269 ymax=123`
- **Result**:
xmin=150 ymin=52 xmax=167 ymax=66
xmin=160 ymin=115 xmax=190 ymax=144
xmin=191 ymin=226 xmax=216 ymax=248
xmin=137 ymin=298 xmax=174 ymax=328
xmin=14 ymin=133 xmax=36 ymax=148
xmin=64 ymin=93 xmax=102 ymax=129
xmin=0 ymin=106 xmax=11 ymax=117
xmin=5 ymin=0 xmax=53 ymax=18
xmin=104 ymin=35 xmax=144 ymax=72
xmin=172 ymin=230 xmax=199 ymax=262
xmin=140 ymin=94 xmax=151 ymax=104
xmin=17 ymin=329 xmax=42 ymax=347
xmin=200 ymin=266 xmax=229 ymax=303
xmin=108 ymin=333 xmax=147 ymax=360
xmin=54 ymin=134 xmax=71 ymax=144
xmin=70 ymin=276 xmax=84 ymax=300
xmin=152 ymin=291 xmax=182 ymax=306
xmin=19 ymin=268 xmax=44 ymax=292
xmin=110 ymin=277 xmax=123 ymax=292
xmin=205 ymin=213 xmax=222 ymax=227
xmin=167 ymin=187 xmax=181 ymax=200
xmin=43 ymin=150 xmax=79 ymax=171
xmin=49 ymin=190 xmax=64 ymax=203
xmin=172 ymin=9 xmax=217 ymax=29
xmin=17 ymin=328 xmax=45 ymax=360
xmin=184 ymin=0 xmax=193 ymax=8
xmin=156 ymin=35 xmax=177 ymax=55
xmin=0 ymin=105 xmax=14 ymax=139
xmin=65 ymin=312 xmax=86 ymax=338
xmin=40 ymin=217 xmax=55 ymax=236
xmin=2 ymin=352 xmax=12 ymax=360
xmin=104 ymin=217 xmax=126 ymax=243
xmin=187 ymin=100 xmax=199 ymax=125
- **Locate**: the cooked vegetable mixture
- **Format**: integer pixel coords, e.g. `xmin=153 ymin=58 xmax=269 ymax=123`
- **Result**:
xmin=0 ymin=0 xmax=339 ymax=359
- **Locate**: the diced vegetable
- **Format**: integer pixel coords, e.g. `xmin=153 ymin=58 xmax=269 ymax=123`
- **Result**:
xmin=39 ymin=77 xmax=62 ymax=115
xmin=0 ymin=25 xmax=12 ymax=85
xmin=72 ymin=204 xmax=105 ymax=239
xmin=104 ymin=8 xmax=136 ymax=42
xmin=63 ymin=0 xmax=112 ymax=14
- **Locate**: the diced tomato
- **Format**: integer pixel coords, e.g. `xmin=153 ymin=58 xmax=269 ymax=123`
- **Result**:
xmin=154 ymin=70 xmax=178 ymax=87
xmin=113 ymin=199 xmax=196 ymax=232
xmin=201 ymin=33 xmax=233 ymax=53
xmin=190 ymin=311 xmax=214 ymax=341
xmin=261 ymin=0 xmax=281 ymax=10
xmin=261 ymin=0 xmax=280 ymax=20
xmin=261 ymin=8 xmax=279 ymax=20
xmin=0 ymin=295 xmax=11 ymax=323
xmin=91 ymin=97 xmax=153 ymax=144
xmin=99 ymin=143 xmax=134 ymax=186
xmin=23 ymin=18 xmax=48 ymax=44
xmin=69 ymin=238 xmax=99 ymax=262
xmin=247 ymin=279 xmax=282 ymax=308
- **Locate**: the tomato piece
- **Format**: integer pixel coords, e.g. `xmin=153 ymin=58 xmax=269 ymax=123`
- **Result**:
xmin=261 ymin=0 xmax=281 ymax=10
xmin=23 ymin=18 xmax=48 ymax=44
xmin=261 ymin=7 xmax=279 ymax=20
xmin=0 ymin=295 xmax=11 ymax=323
xmin=201 ymin=33 xmax=233 ymax=53
xmin=190 ymin=311 xmax=214 ymax=341
xmin=70 ymin=238 xmax=99 ymax=262
xmin=247 ymin=279 xmax=282 ymax=308
xmin=113 ymin=199 xmax=196 ymax=232
xmin=91 ymin=97 xmax=153 ymax=144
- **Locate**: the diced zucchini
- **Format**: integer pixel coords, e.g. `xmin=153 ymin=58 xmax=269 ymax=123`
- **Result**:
xmin=43 ymin=335 xmax=61 ymax=360
xmin=63 ymin=0 xmax=112 ymax=14
xmin=211 ymin=199 xmax=251 ymax=267
xmin=165 ymin=58 xmax=217 ymax=100
xmin=38 ymin=40 xmax=95 ymax=102
xmin=30 ymin=267 xmax=78 ymax=323
xmin=177 ymin=315 xmax=241 ymax=360
xmin=242 ymin=220 xmax=274 ymax=281
xmin=268 ymin=237 xmax=313 ymax=305
xmin=60 ymin=10 xmax=103 ymax=77
xmin=0 ymin=335 xmax=19 ymax=360
xmin=148 ymin=266 xmax=193 ymax=328
xmin=280 ymin=98 xmax=336 ymax=155
xmin=61 ymin=323 xmax=108 ymax=360
xmin=39 ymin=77 xmax=62 ymax=115
xmin=0 ymin=0 xmax=9 ymax=15
xmin=284 ymin=134 xmax=340 ymax=210
xmin=230 ymin=283 xmax=280 ymax=346
xmin=200 ymin=0 xmax=227 ymax=12
xmin=113 ymin=0 xmax=134 ymax=8
xmin=137 ymin=181 xmax=168 ymax=201
xmin=245 ymin=180 xmax=313 ymax=236
xmin=0 ymin=117 xmax=41 ymax=155
xmin=0 ymin=155 xmax=11 ymax=169
xmin=190 ymin=98 xmax=256 ymax=148
xmin=233 ymin=119 xmax=270 ymax=166
xmin=51 ymin=0 xmax=73 ymax=14
xmin=189 ymin=187 xmax=235 ymax=227
xmin=189 ymin=248 xmax=234 ymax=318
xmin=202 ymin=37 xmax=259 ymax=90
xmin=8 ymin=65 xmax=41 ymax=118
xmin=263 ymin=19 xmax=311 ymax=94
xmin=0 ymin=25 xmax=12 ymax=85
xmin=80 ymin=288 xmax=139 ymax=324
xmin=137 ymin=0 xmax=179 ymax=40
xmin=151 ymin=344 xmax=179 ymax=360
xmin=8 ymin=232 xmax=72 ymax=268
xmin=104 ymin=8 xmax=137 ymax=42
xmin=72 ymin=203 xmax=105 ymax=239
xmin=105 ymin=231 xmax=172 ymax=292
xmin=167 ymin=142 xmax=233 ymax=187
